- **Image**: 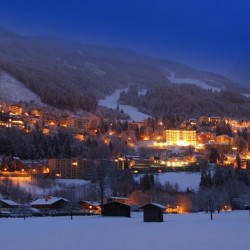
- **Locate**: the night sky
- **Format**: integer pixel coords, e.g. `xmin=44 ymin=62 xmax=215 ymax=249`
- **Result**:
xmin=0 ymin=0 xmax=250 ymax=73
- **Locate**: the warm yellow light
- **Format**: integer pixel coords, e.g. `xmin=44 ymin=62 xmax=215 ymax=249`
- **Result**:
xmin=176 ymin=140 xmax=189 ymax=146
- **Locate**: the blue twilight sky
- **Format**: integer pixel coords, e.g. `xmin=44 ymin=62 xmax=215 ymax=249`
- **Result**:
xmin=0 ymin=0 xmax=250 ymax=73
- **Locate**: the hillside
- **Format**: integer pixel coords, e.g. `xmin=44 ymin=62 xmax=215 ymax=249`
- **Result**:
xmin=0 ymin=71 xmax=43 ymax=105
xmin=119 ymin=84 xmax=250 ymax=119
xmin=0 ymin=27 xmax=248 ymax=112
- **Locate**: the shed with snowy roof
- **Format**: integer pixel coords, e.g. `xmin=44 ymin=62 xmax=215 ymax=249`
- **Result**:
xmin=102 ymin=201 xmax=130 ymax=217
xmin=139 ymin=203 xmax=165 ymax=222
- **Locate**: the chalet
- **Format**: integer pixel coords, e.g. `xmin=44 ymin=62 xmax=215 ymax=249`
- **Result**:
xmin=0 ymin=199 xmax=19 ymax=213
xmin=139 ymin=203 xmax=165 ymax=222
xmin=31 ymin=196 xmax=69 ymax=212
xmin=80 ymin=201 xmax=101 ymax=214
xmin=102 ymin=201 xmax=130 ymax=217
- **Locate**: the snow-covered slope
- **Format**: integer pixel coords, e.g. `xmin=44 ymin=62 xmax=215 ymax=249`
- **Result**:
xmin=99 ymin=88 xmax=151 ymax=121
xmin=0 ymin=71 xmax=43 ymax=104
xmin=168 ymin=71 xmax=221 ymax=92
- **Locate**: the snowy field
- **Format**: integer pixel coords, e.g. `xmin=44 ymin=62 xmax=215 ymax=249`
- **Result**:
xmin=1 ymin=211 xmax=249 ymax=250
xmin=99 ymin=88 xmax=151 ymax=121
xmin=136 ymin=172 xmax=201 ymax=191
xmin=156 ymin=172 xmax=201 ymax=191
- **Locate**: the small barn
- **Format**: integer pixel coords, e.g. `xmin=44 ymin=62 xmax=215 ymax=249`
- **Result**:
xmin=139 ymin=203 xmax=165 ymax=222
xmin=102 ymin=201 xmax=130 ymax=217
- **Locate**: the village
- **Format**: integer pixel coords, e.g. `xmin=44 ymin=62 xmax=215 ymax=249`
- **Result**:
xmin=1 ymin=102 xmax=250 ymax=176
xmin=0 ymin=100 xmax=250 ymax=219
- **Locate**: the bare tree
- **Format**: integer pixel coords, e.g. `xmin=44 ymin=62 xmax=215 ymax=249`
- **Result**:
xmin=90 ymin=159 xmax=115 ymax=214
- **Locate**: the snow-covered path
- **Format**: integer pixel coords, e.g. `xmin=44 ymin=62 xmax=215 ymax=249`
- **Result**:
xmin=99 ymin=88 xmax=151 ymax=121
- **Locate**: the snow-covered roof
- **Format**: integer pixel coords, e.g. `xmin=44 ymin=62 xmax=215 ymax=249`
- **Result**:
xmin=110 ymin=196 xmax=128 ymax=200
xmin=80 ymin=200 xmax=100 ymax=207
xmin=139 ymin=202 xmax=166 ymax=209
xmin=0 ymin=199 xmax=19 ymax=206
xmin=31 ymin=197 xmax=69 ymax=206
xmin=104 ymin=201 xmax=130 ymax=207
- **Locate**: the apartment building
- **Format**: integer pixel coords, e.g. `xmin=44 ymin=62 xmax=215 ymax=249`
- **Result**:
xmin=49 ymin=158 xmax=88 ymax=179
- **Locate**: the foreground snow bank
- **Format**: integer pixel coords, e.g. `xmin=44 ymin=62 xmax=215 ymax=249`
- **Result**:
xmin=1 ymin=211 xmax=249 ymax=250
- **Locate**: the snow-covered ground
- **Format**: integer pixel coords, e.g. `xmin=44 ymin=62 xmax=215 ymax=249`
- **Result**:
xmin=99 ymin=88 xmax=151 ymax=121
xmin=167 ymin=71 xmax=221 ymax=92
xmin=0 ymin=71 xmax=43 ymax=104
xmin=0 ymin=177 xmax=89 ymax=196
xmin=0 ymin=177 xmax=46 ymax=195
xmin=156 ymin=172 xmax=200 ymax=191
xmin=1 ymin=211 xmax=249 ymax=250
xmin=136 ymin=172 xmax=201 ymax=191
xmin=242 ymin=93 xmax=250 ymax=98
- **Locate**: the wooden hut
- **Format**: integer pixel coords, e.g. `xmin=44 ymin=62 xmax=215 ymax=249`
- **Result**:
xmin=102 ymin=201 xmax=130 ymax=217
xmin=139 ymin=203 xmax=165 ymax=222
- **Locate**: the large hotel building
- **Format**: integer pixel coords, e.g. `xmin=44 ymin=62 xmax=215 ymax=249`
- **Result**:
xmin=166 ymin=130 xmax=196 ymax=147
xmin=49 ymin=158 xmax=88 ymax=179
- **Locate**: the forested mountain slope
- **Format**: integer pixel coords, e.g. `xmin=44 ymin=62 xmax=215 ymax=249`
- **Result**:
xmin=119 ymin=84 xmax=250 ymax=119
xmin=0 ymin=27 xmax=248 ymax=112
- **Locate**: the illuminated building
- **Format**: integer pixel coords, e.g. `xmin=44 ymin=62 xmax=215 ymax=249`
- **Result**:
xmin=73 ymin=133 xmax=84 ymax=141
xmin=42 ymin=127 xmax=50 ymax=135
xmin=196 ymin=132 xmax=216 ymax=144
xmin=0 ymin=113 xmax=12 ymax=127
xmin=198 ymin=116 xmax=221 ymax=125
xmin=216 ymin=135 xmax=232 ymax=144
xmin=166 ymin=130 xmax=196 ymax=147
xmin=49 ymin=158 xmax=88 ymax=179
xmin=30 ymin=108 xmax=42 ymax=117
xmin=9 ymin=104 xmax=23 ymax=116
xmin=66 ymin=116 xmax=88 ymax=133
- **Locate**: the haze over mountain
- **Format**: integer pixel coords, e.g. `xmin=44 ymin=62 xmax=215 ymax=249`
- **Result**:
xmin=0 ymin=0 xmax=250 ymax=75
xmin=229 ymin=55 xmax=250 ymax=87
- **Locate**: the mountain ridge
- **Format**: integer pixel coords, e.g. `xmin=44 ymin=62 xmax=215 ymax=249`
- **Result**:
xmin=0 ymin=27 xmax=248 ymax=111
